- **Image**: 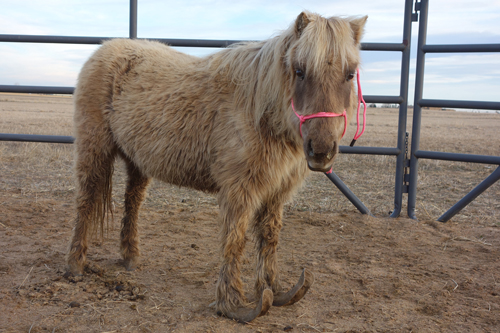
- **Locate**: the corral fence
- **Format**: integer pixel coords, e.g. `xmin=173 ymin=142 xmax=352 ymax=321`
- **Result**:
xmin=0 ymin=0 xmax=499 ymax=222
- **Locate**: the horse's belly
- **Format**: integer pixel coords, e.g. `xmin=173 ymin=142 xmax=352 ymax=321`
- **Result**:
xmin=111 ymin=119 xmax=219 ymax=193
xmin=149 ymin=156 xmax=219 ymax=193
xmin=106 ymin=65 xmax=223 ymax=193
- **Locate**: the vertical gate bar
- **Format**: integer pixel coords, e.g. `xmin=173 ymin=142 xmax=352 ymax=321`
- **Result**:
xmin=129 ymin=0 xmax=138 ymax=39
xmin=437 ymin=166 xmax=500 ymax=222
xmin=407 ymin=0 xmax=429 ymax=219
xmin=390 ymin=0 xmax=414 ymax=218
xmin=325 ymin=171 xmax=374 ymax=216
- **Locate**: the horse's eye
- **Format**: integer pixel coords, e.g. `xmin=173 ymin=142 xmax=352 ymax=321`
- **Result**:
xmin=295 ymin=69 xmax=305 ymax=81
xmin=346 ymin=71 xmax=355 ymax=81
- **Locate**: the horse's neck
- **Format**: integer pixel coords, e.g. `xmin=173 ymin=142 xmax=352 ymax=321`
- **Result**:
xmin=204 ymin=39 xmax=297 ymax=144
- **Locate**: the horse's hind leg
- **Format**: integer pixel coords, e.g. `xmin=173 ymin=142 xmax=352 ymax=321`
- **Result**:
xmin=120 ymin=156 xmax=150 ymax=271
xmin=67 ymin=129 xmax=116 ymax=275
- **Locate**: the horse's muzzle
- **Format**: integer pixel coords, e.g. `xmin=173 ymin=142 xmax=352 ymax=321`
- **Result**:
xmin=305 ymin=139 xmax=338 ymax=172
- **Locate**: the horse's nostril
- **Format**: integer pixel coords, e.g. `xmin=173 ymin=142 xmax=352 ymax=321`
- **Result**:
xmin=326 ymin=142 xmax=337 ymax=160
xmin=307 ymin=140 xmax=315 ymax=157
xmin=326 ymin=150 xmax=334 ymax=160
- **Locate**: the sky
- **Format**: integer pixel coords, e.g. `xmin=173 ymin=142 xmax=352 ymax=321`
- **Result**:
xmin=0 ymin=0 xmax=499 ymax=105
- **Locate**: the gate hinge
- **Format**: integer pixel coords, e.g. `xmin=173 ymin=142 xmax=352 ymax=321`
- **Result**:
xmin=403 ymin=132 xmax=410 ymax=193
xmin=412 ymin=1 xmax=421 ymax=21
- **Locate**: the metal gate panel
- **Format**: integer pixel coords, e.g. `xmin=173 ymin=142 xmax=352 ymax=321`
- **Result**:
xmin=1 ymin=0 xmax=498 ymax=222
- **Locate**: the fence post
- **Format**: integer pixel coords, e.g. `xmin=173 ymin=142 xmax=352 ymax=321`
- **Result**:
xmin=407 ymin=0 xmax=429 ymax=220
xmin=130 ymin=0 xmax=138 ymax=39
xmin=390 ymin=0 xmax=415 ymax=217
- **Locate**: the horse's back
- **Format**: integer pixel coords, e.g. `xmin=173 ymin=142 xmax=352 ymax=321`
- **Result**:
xmin=75 ymin=39 xmax=197 ymax=104
xmin=74 ymin=39 xmax=223 ymax=191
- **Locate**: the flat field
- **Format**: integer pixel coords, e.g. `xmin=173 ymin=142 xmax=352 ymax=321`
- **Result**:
xmin=0 ymin=93 xmax=499 ymax=332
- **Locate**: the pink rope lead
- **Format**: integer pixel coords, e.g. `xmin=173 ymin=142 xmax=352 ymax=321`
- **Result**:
xmin=350 ymin=70 xmax=367 ymax=147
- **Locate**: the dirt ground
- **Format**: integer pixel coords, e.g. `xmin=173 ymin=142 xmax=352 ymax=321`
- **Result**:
xmin=0 ymin=93 xmax=499 ymax=332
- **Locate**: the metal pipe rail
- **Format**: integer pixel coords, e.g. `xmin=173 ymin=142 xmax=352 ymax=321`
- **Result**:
xmin=0 ymin=85 xmax=74 ymax=94
xmin=437 ymin=166 xmax=500 ymax=222
xmin=419 ymin=99 xmax=500 ymax=110
xmin=422 ymin=43 xmax=500 ymax=53
xmin=0 ymin=134 xmax=74 ymax=144
xmin=0 ymin=33 xmax=405 ymax=50
xmin=415 ymin=151 xmax=500 ymax=165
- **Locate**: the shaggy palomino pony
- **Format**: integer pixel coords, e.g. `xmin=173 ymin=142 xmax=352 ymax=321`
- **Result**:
xmin=67 ymin=11 xmax=367 ymax=322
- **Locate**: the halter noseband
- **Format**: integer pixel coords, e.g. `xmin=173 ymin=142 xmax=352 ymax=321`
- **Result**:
xmin=292 ymin=101 xmax=347 ymax=139
xmin=291 ymin=70 xmax=367 ymax=147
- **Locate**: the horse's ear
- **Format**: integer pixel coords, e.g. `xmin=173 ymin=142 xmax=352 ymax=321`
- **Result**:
xmin=350 ymin=16 xmax=368 ymax=45
xmin=295 ymin=12 xmax=311 ymax=38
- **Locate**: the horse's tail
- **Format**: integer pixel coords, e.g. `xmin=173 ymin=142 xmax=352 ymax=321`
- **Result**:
xmin=72 ymin=40 xmax=120 ymax=240
xmin=72 ymin=128 xmax=117 ymax=241
xmin=93 ymin=162 xmax=114 ymax=238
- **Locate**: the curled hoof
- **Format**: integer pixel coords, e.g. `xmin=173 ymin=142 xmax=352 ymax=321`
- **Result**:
xmin=217 ymin=289 xmax=273 ymax=323
xmin=273 ymin=269 xmax=314 ymax=307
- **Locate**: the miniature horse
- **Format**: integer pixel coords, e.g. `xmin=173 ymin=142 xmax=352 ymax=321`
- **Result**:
xmin=67 ymin=11 xmax=367 ymax=322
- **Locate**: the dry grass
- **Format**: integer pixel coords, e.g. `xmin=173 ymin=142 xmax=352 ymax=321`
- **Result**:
xmin=1 ymin=93 xmax=499 ymax=225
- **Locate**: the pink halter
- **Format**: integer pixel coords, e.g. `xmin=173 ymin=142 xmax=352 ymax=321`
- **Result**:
xmin=292 ymin=70 xmax=366 ymax=147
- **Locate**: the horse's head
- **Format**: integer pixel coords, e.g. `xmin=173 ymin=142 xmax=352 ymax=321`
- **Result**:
xmin=286 ymin=12 xmax=367 ymax=172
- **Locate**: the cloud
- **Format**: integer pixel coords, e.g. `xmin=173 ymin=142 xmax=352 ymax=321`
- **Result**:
xmin=0 ymin=43 xmax=97 ymax=86
xmin=0 ymin=0 xmax=498 ymax=105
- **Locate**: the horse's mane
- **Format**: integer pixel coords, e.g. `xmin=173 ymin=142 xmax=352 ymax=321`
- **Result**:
xmin=204 ymin=12 xmax=361 ymax=138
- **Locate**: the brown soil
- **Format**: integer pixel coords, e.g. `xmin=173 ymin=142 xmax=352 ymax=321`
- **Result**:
xmin=0 ymin=93 xmax=499 ymax=332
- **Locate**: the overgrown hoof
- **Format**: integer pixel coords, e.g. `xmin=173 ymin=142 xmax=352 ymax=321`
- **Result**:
xmin=217 ymin=289 xmax=273 ymax=323
xmin=272 ymin=269 xmax=314 ymax=307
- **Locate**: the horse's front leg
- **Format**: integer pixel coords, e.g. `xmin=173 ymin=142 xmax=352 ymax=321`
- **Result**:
xmin=215 ymin=191 xmax=273 ymax=323
xmin=253 ymin=200 xmax=283 ymax=296
xmin=254 ymin=195 xmax=314 ymax=307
